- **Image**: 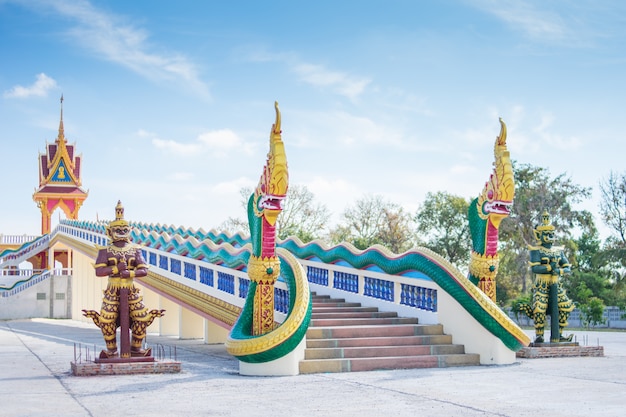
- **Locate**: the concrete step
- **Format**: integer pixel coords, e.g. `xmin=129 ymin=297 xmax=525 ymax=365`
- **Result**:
xmin=306 ymin=334 xmax=454 ymax=349
xmin=307 ymin=323 xmax=444 ymax=339
xmin=311 ymin=294 xmax=343 ymax=301
xmin=310 ymin=317 xmax=419 ymax=327
xmin=299 ymin=353 xmax=481 ymax=374
xmin=311 ymin=306 xmax=380 ymax=313
xmin=311 ymin=302 xmax=362 ymax=308
xmin=304 ymin=343 xmax=466 ymax=360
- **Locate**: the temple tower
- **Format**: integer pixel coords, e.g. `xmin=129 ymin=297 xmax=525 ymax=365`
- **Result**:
xmin=33 ymin=96 xmax=88 ymax=235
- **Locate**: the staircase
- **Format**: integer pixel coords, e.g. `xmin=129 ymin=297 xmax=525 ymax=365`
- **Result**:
xmin=299 ymin=293 xmax=480 ymax=373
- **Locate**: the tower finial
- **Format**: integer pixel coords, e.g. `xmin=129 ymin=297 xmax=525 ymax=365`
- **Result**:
xmin=57 ymin=94 xmax=65 ymax=142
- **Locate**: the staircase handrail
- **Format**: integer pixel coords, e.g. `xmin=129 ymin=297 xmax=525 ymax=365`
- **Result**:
xmin=0 ymin=234 xmax=40 ymax=245
xmin=53 ymin=222 xmax=291 ymax=323
xmin=0 ymin=235 xmax=50 ymax=268
xmin=0 ymin=269 xmax=52 ymax=297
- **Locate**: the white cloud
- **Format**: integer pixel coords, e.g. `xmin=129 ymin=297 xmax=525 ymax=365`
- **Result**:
xmin=212 ymin=177 xmax=255 ymax=195
xmin=167 ymin=172 xmax=195 ymax=181
xmin=145 ymin=128 xmax=253 ymax=157
xmin=152 ymin=138 xmax=202 ymax=155
xmin=304 ymin=176 xmax=362 ymax=222
xmin=198 ymin=129 xmax=253 ymax=154
xmin=532 ymin=113 xmax=582 ymax=150
xmin=25 ymin=0 xmax=208 ymax=97
xmin=290 ymin=109 xmax=421 ymax=151
xmin=244 ymin=48 xmax=370 ymax=100
xmin=3 ymin=73 xmax=57 ymax=98
xmin=469 ymin=0 xmax=568 ymax=41
xmin=292 ymin=63 xmax=371 ymax=100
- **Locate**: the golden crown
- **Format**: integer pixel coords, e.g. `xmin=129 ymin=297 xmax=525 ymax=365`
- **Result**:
xmin=535 ymin=210 xmax=555 ymax=232
xmin=109 ymin=200 xmax=129 ymax=228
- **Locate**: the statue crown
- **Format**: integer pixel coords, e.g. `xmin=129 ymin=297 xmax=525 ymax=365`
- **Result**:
xmin=535 ymin=210 xmax=555 ymax=232
xmin=109 ymin=200 xmax=129 ymax=227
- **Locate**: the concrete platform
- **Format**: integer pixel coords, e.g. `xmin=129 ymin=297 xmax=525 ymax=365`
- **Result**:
xmin=71 ymin=359 xmax=182 ymax=376
xmin=2 ymin=319 xmax=626 ymax=417
xmin=517 ymin=342 xmax=604 ymax=358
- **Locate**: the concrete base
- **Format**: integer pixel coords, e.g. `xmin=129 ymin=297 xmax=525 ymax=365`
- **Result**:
xmin=238 ymin=338 xmax=306 ymax=376
xmin=71 ymin=360 xmax=181 ymax=376
xmin=517 ymin=342 xmax=604 ymax=359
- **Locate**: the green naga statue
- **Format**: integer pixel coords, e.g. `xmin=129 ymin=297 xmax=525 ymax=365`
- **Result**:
xmin=225 ymin=102 xmax=312 ymax=365
xmin=522 ymin=211 xmax=574 ymax=343
xmin=468 ymin=119 xmax=514 ymax=301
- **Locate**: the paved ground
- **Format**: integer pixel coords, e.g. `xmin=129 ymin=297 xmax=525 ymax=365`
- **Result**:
xmin=1 ymin=318 xmax=625 ymax=417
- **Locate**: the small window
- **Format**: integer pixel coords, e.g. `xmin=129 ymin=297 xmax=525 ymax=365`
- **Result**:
xmin=36 ymin=293 xmax=46 ymax=300
xmin=55 ymin=293 xmax=65 ymax=300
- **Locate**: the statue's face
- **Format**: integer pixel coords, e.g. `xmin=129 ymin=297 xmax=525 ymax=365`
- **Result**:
xmin=110 ymin=225 xmax=131 ymax=242
xmin=540 ymin=230 xmax=555 ymax=247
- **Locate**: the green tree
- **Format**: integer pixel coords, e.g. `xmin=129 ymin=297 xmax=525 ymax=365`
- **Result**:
xmin=579 ymin=297 xmax=606 ymax=329
xmin=498 ymin=162 xmax=594 ymax=295
xmin=599 ymin=171 xmax=626 ymax=245
xmin=414 ymin=191 xmax=471 ymax=270
xmin=510 ymin=293 xmax=532 ymax=323
xmin=592 ymin=246 xmax=626 ymax=309
xmin=597 ymin=171 xmax=626 ymax=307
xmin=330 ymin=194 xmax=415 ymax=253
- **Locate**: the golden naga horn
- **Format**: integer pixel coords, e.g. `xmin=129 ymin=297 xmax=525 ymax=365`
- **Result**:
xmin=272 ymin=101 xmax=281 ymax=137
xmin=496 ymin=117 xmax=507 ymax=147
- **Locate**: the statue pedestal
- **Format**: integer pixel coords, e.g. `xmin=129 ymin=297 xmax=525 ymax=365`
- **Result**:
xmin=71 ymin=359 xmax=181 ymax=376
xmin=516 ymin=342 xmax=604 ymax=359
xmin=95 ymin=354 xmax=155 ymax=364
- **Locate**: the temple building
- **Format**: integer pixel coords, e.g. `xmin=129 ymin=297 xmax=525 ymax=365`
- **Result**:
xmin=32 ymin=95 xmax=88 ymax=236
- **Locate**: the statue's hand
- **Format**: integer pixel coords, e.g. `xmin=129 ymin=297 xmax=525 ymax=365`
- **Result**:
xmin=117 ymin=261 xmax=127 ymax=272
xmin=550 ymin=262 xmax=559 ymax=275
xmin=120 ymin=269 xmax=131 ymax=278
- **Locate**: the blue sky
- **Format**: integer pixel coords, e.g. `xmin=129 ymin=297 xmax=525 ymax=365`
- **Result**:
xmin=1 ymin=0 xmax=625 ymax=240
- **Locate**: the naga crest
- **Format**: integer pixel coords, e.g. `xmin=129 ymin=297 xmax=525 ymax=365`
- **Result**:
xmin=252 ymin=101 xmax=289 ymax=227
xmin=475 ymin=118 xmax=514 ymax=228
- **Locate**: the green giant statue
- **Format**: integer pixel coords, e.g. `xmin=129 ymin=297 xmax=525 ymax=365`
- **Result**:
xmin=525 ymin=211 xmax=574 ymax=343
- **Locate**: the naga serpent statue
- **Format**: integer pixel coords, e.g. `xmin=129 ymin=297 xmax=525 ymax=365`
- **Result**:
xmin=467 ymin=119 xmax=514 ymax=302
xmin=225 ymin=102 xmax=312 ymax=363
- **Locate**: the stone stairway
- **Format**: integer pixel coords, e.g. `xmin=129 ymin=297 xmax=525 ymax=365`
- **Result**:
xmin=299 ymin=293 xmax=480 ymax=374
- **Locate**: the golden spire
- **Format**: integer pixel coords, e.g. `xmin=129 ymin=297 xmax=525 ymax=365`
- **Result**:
xmin=115 ymin=200 xmax=124 ymax=221
xmin=57 ymin=94 xmax=65 ymax=143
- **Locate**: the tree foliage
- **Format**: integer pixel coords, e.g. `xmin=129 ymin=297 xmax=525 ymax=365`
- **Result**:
xmin=414 ymin=191 xmax=471 ymax=270
xmin=218 ymin=184 xmax=330 ymax=243
xmin=498 ymin=162 xmax=594 ymax=294
xmin=579 ymin=297 xmax=606 ymax=329
xmin=277 ymin=184 xmax=331 ymax=241
xmin=599 ymin=171 xmax=626 ymax=246
xmin=330 ymin=194 xmax=415 ymax=253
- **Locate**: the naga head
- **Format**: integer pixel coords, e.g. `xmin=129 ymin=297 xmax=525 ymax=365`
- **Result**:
xmin=252 ymin=102 xmax=289 ymax=227
xmin=476 ymin=118 xmax=514 ymax=228
xmin=107 ymin=200 xmax=131 ymax=243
